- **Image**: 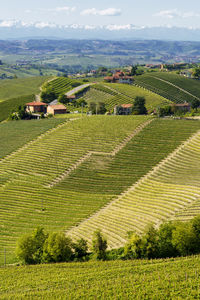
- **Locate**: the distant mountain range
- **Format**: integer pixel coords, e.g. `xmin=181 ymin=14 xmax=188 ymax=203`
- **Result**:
xmin=1 ymin=20 xmax=200 ymax=41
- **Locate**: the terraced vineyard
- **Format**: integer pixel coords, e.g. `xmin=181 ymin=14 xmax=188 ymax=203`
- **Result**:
xmin=0 ymin=116 xmax=149 ymax=264
xmin=42 ymin=77 xmax=82 ymax=95
xmin=83 ymin=83 xmax=169 ymax=112
xmin=1 ymin=255 xmax=200 ymax=299
xmin=134 ymin=72 xmax=200 ymax=103
xmin=0 ymin=118 xmax=65 ymax=159
xmin=66 ymin=120 xmax=200 ymax=248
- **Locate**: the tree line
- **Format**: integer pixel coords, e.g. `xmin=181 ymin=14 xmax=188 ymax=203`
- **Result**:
xmin=16 ymin=215 xmax=200 ymax=265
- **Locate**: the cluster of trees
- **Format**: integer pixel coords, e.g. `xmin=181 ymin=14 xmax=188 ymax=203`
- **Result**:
xmin=124 ymin=216 xmax=200 ymax=259
xmin=132 ymin=96 xmax=147 ymax=115
xmin=17 ymin=216 xmax=200 ymax=265
xmin=16 ymin=228 xmax=107 ymax=265
xmin=10 ymin=105 xmax=33 ymax=121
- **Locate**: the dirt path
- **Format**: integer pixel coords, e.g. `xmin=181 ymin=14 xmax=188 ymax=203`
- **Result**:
xmin=46 ymin=119 xmax=153 ymax=188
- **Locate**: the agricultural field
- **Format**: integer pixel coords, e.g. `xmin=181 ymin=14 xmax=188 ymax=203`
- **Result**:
xmin=0 ymin=118 xmax=65 ymax=159
xmin=1 ymin=255 xmax=200 ymax=299
xmin=0 ymin=76 xmax=49 ymax=101
xmin=0 ymin=94 xmax=35 ymax=122
xmin=66 ymin=119 xmax=200 ymax=248
xmin=83 ymin=83 xmax=170 ymax=112
xmin=0 ymin=116 xmax=149 ymax=264
xmin=135 ymin=72 xmax=200 ymax=103
xmin=42 ymin=77 xmax=82 ymax=95
xmin=1 ymin=117 xmax=200 ymax=264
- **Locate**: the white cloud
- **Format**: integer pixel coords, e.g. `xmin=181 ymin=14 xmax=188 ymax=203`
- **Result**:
xmin=81 ymin=8 xmax=122 ymax=17
xmin=54 ymin=6 xmax=76 ymax=13
xmin=154 ymin=9 xmax=200 ymax=19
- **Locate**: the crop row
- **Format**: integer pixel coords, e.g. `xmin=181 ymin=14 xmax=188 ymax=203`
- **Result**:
xmin=0 ymin=116 xmax=147 ymax=263
xmin=67 ymin=119 xmax=200 ymax=248
xmin=1 ymin=255 xmax=200 ymax=299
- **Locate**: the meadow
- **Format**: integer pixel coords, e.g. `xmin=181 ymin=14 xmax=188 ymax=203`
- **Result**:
xmin=0 ymin=255 xmax=200 ymax=299
xmin=0 ymin=76 xmax=49 ymax=101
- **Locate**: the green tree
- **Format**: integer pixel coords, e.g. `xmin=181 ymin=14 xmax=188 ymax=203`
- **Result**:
xmin=92 ymin=230 xmax=107 ymax=260
xmin=58 ymin=93 xmax=69 ymax=105
xmin=157 ymin=222 xmax=177 ymax=258
xmin=172 ymin=222 xmax=198 ymax=256
xmin=192 ymin=67 xmax=200 ymax=79
xmin=16 ymin=227 xmax=48 ymax=264
xmin=124 ymin=232 xmax=144 ymax=259
xmin=89 ymin=102 xmax=106 ymax=114
xmin=130 ymin=65 xmax=138 ymax=76
xmin=190 ymin=99 xmax=200 ymax=111
xmin=72 ymin=238 xmax=88 ymax=261
xmin=132 ymin=96 xmax=147 ymax=115
xmin=43 ymin=232 xmax=73 ymax=263
xmin=142 ymin=225 xmax=159 ymax=259
xmin=41 ymin=88 xmax=57 ymax=103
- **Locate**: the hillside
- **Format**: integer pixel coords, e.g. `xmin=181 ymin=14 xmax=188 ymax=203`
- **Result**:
xmin=1 ymin=255 xmax=200 ymax=299
xmin=0 ymin=76 xmax=49 ymax=101
xmin=1 ymin=116 xmax=200 ymax=264
xmin=135 ymin=72 xmax=200 ymax=104
xmin=82 ymin=83 xmax=170 ymax=112
xmin=67 ymin=119 xmax=200 ymax=248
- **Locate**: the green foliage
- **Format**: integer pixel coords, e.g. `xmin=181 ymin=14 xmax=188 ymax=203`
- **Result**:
xmin=92 ymin=230 xmax=107 ymax=260
xmin=190 ymin=98 xmax=200 ymax=110
xmin=0 ymin=94 xmax=35 ymax=122
xmin=58 ymin=93 xmax=69 ymax=104
xmin=41 ymin=88 xmax=57 ymax=103
xmin=124 ymin=232 xmax=144 ymax=259
xmin=43 ymin=232 xmax=73 ymax=263
xmin=192 ymin=67 xmax=200 ymax=79
xmin=72 ymin=238 xmax=88 ymax=261
xmin=130 ymin=65 xmax=138 ymax=76
xmin=89 ymin=102 xmax=106 ymax=114
xmin=132 ymin=96 xmax=147 ymax=115
xmin=16 ymin=227 xmax=48 ymax=264
xmin=158 ymin=105 xmax=172 ymax=117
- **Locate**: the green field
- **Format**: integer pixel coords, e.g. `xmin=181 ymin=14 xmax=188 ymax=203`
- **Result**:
xmin=1 ymin=117 xmax=200 ymax=263
xmin=0 ymin=76 xmax=49 ymax=101
xmin=82 ymin=83 xmax=170 ymax=112
xmin=66 ymin=119 xmax=200 ymax=248
xmin=135 ymin=72 xmax=200 ymax=103
xmin=42 ymin=77 xmax=82 ymax=95
xmin=1 ymin=255 xmax=200 ymax=299
xmin=0 ymin=118 xmax=65 ymax=159
xmin=0 ymin=116 xmax=150 ymax=264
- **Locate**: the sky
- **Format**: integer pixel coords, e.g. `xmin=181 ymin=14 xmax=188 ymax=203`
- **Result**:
xmin=1 ymin=0 xmax=200 ymax=28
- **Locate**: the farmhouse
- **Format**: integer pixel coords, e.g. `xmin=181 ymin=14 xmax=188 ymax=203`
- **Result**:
xmin=114 ymin=104 xmax=133 ymax=115
xmin=26 ymin=102 xmax=47 ymax=113
xmin=104 ymin=71 xmax=133 ymax=84
xmin=47 ymin=104 xmax=67 ymax=115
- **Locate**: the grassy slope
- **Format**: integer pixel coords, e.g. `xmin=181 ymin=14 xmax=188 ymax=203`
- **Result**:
xmin=1 ymin=255 xmax=200 ymax=299
xmin=0 ymin=116 xmax=148 ymax=264
xmin=66 ymin=119 xmax=200 ymax=248
xmin=0 ymin=76 xmax=50 ymax=101
xmin=135 ymin=72 xmax=200 ymax=103
xmin=0 ymin=118 xmax=65 ymax=159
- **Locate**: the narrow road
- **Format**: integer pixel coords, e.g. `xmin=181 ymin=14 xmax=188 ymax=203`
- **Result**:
xmin=65 ymin=83 xmax=93 ymax=97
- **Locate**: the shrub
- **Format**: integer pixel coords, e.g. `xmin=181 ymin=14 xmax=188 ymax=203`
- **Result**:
xmin=92 ymin=230 xmax=107 ymax=260
xmin=43 ymin=232 xmax=73 ymax=263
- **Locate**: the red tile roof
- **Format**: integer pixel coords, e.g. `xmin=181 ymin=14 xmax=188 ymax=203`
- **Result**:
xmin=26 ymin=102 xmax=47 ymax=106
xmin=121 ymin=104 xmax=133 ymax=108
xmin=49 ymin=104 xmax=66 ymax=110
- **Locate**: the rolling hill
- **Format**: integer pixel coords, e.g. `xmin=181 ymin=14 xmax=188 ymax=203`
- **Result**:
xmin=134 ymin=72 xmax=200 ymax=104
xmin=1 ymin=116 xmax=200 ymax=264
